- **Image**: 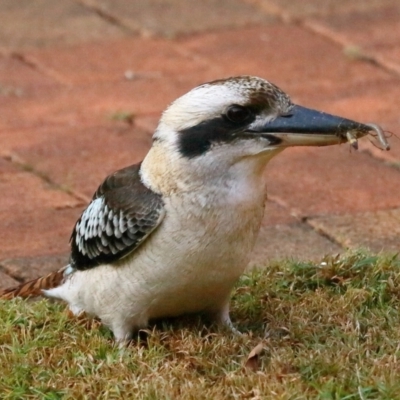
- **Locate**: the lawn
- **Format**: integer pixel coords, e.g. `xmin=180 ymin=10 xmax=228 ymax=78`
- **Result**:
xmin=1 ymin=251 xmax=400 ymax=399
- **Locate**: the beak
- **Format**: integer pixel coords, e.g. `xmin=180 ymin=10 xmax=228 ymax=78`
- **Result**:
xmin=257 ymin=105 xmax=371 ymax=147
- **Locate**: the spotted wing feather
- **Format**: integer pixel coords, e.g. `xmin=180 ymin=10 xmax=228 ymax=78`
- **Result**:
xmin=70 ymin=163 xmax=165 ymax=270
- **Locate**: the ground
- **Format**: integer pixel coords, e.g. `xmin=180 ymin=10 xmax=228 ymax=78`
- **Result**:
xmin=0 ymin=1 xmax=399 ymax=397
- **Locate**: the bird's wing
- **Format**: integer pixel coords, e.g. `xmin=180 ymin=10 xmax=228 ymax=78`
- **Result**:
xmin=70 ymin=162 xmax=165 ymax=270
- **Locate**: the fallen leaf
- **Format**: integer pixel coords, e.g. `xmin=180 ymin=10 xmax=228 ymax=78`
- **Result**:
xmin=244 ymin=342 xmax=264 ymax=372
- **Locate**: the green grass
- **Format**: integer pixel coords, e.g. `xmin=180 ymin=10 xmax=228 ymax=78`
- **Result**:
xmin=108 ymin=111 xmax=135 ymax=125
xmin=1 ymin=250 xmax=400 ymax=399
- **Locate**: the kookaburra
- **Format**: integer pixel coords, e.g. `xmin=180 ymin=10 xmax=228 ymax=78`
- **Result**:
xmin=0 ymin=76 xmax=373 ymax=342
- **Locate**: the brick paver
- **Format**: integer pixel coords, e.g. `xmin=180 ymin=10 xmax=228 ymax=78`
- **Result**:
xmin=251 ymin=200 xmax=341 ymax=265
xmin=24 ymin=37 xmax=212 ymax=85
xmin=305 ymin=4 xmax=400 ymax=71
xmin=309 ymin=208 xmax=400 ymax=253
xmin=0 ymin=271 xmax=18 ymax=288
xmin=252 ymin=0 xmax=400 ymax=18
xmin=1 ymin=254 xmax=69 ymax=283
xmin=0 ymin=0 xmax=399 ymax=290
xmin=266 ymin=145 xmax=400 ymax=216
xmin=178 ymin=25 xmax=393 ymax=97
xmin=78 ymin=0 xmax=275 ymax=36
xmin=8 ymin=124 xmax=151 ymax=199
xmin=0 ymin=160 xmax=82 ymax=260
xmin=0 ymin=0 xmax=124 ymax=50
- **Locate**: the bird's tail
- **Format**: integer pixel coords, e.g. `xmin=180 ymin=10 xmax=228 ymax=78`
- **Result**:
xmin=0 ymin=268 xmax=66 ymax=300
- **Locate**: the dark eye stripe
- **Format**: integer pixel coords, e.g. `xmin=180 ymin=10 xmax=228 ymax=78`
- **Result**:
xmin=178 ymin=112 xmax=256 ymax=158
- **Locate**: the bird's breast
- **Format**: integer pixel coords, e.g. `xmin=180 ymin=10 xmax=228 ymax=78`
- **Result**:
xmin=64 ymin=175 xmax=268 ymax=321
xmin=132 ymin=180 xmax=267 ymax=317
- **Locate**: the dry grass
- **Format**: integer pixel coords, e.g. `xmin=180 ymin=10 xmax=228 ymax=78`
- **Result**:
xmin=1 ymin=250 xmax=400 ymax=399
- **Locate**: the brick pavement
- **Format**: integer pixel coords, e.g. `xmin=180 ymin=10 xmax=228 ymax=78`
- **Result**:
xmin=0 ymin=0 xmax=399 ymax=289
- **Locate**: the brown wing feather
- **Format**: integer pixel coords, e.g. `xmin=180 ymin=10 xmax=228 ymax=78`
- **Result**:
xmin=70 ymin=162 xmax=165 ymax=270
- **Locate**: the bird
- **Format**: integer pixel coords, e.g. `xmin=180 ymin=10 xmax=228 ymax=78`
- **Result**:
xmin=0 ymin=76 xmax=372 ymax=342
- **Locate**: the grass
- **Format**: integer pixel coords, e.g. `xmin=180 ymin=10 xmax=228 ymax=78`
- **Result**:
xmin=108 ymin=111 xmax=135 ymax=125
xmin=1 ymin=250 xmax=400 ymax=399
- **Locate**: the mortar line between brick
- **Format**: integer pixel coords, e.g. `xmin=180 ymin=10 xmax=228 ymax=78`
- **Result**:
xmin=245 ymin=0 xmax=400 ymax=78
xmin=4 ymin=153 xmax=91 ymax=204
xmin=304 ymin=217 xmax=348 ymax=250
xmin=267 ymin=194 xmax=345 ymax=250
xmin=1 ymin=52 xmax=72 ymax=86
xmin=73 ymin=0 xmax=140 ymax=36
xmin=0 ymin=264 xmax=24 ymax=283
xmin=302 ymin=20 xmax=400 ymax=79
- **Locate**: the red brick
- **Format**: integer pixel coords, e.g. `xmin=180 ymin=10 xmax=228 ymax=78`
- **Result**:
xmin=0 ymin=271 xmax=19 ymax=289
xmin=250 ymin=223 xmax=341 ymax=266
xmin=0 ymin=54 xmax=56 ymax=88
xmin=309 ymin=208 xmax=400 ymax=253
xmin=0 ymin=169 xmax=83 ymax=260
xmin=2 ymin=124 xmax=64 ymax=158
xmin=135 ymin=115 xmax=159 ymax=135
xmin=0 ymin=157 xmax=19 ymax=173
xmin=0 ymin=80 xmax=162 ymax=130
xmin=250 ymin=199 xmax=341 ymax=264
xmin=25 ymin=37 xmax=214 ymax=85
xmin=0 ymin=73 xmax=220 ymax=130
xmin=0 ymin=54 xmax=62 ymax=129
xmin=304 ymin=6 xmax=400 ymax=77
xmin=262 ymin=200 xmax=298 ymax=226
xmin=265 ymin=144 xmax=400 ymax=217
xmin=6 ymin=124 xmax=151 ymax=199
xmin=80 ymin=0 xmax=275 ymax=37
xmin=1 ymin=254 xmax=69 ymax=283
xmin=253 ymin=0 xmax=399 ymax=18
xmin=0 ymin=0 xmax=124 ymax=51
xmin=179 ymin=26 xmax=392 ymax=101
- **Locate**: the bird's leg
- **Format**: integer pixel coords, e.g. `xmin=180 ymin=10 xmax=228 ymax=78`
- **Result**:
xmin=68 ymin=304 xmax=85 ymax=317
xmin=106 ymin=315 xmax=148 ymax=346
xmin=110 ymin=323 xmax=134 ymax=346
xmin=205 ymin=301 xmax=242 ymax=335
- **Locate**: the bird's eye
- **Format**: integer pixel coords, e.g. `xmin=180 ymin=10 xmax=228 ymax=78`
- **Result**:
xmin=226 ymin=105 xmax=252 ymax=123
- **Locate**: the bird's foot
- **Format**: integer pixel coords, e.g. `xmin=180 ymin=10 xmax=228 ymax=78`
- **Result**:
xmin=205 ymin=302 xmax=242 ymax=335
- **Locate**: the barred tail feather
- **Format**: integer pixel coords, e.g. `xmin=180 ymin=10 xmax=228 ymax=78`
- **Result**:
xmin=0 ymin=268 xmax=66 ymax=300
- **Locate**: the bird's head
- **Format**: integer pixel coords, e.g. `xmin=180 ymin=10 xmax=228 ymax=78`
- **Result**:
xmin=155 ymin=76 xmax=370 ymax=163
xmin=144 ymin=76 xmax=372 ymax=189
